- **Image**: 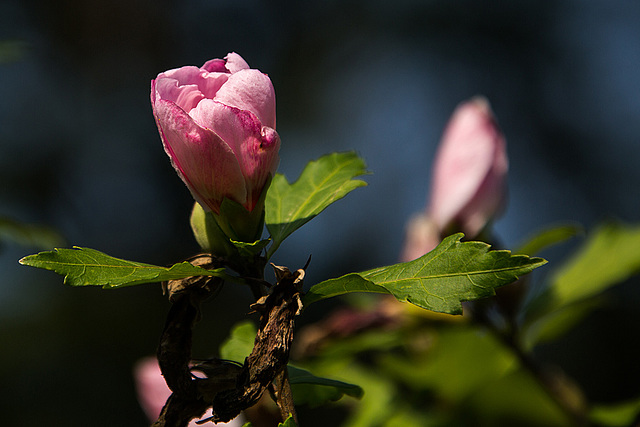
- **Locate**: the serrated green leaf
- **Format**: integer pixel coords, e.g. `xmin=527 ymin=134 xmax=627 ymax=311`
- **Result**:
xmin=19 ymin=247 xmax=225 ymax=288
xmin=303 ymin=233 xmax=547 ymax=314
xmin=515 ymin=223 xmax=582 ymax=256
xmin=265 ymin=152 xmax=368 ymax=258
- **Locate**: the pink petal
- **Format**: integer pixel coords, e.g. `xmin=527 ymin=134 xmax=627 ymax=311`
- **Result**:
xmin=155 ymin=66 xmax=229 ymax=111
xmin=428 ymin=98 xmax=507 ymax=235
xmin=223 ymin=52 xmax=251 ymax=73
xmin=456 ymin=142 xmax=508 ymax=236
xmin=134 ymin=358 xmax=170 ymax=421
xmin=201 ymin=58 xmax=228 ymax=73
xmin=189 ymin=99 xmax=280 ymax=210
xmin=214 ymin=69 xmax=276 ymax=129
xmin=152 ymin=96 xmax=247 ymax=213
xmin=242 ymin=125 xmax=280 ymax=210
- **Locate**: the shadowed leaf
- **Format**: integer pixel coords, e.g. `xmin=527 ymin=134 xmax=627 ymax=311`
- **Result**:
xmin=523 ymin=221 xmax=640 ymax=347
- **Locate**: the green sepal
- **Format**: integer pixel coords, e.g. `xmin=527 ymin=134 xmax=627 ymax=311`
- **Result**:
xmin=231 ymin=238 xmax=270 ymax=258
xmin=191 ymin=178 xmax=270 ymax=258
xmin=214 ymin=192 xmax=266 ymax=244
xmin=190 ymin=202 xmax=237 ymax=257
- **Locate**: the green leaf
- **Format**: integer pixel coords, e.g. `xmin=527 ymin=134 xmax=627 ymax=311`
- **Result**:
xmin=303 ymin=233 xmax=547 ymax=314
xmin=523 ymin=222 xmax=640 ymax=345
xmin=19 ymin=247 xmax=225 ymax=288
xmin=219 ymin=320 xmax=256 ymax=363
xmin=319 ymin=362 xmax=397 ymax=427
xmin=231 ymin=239 xmax=270 ymax=258
xmin=288 ymin=364 xmax=363 ymax=407
xmin=465 ymin=369 xmax=571 ymax=426
xmin=515 ymin=223 xmax=582 ymax=256
xmin=219 ymin=320 xmax=363 ymax=407
xmin=0 ymin=216 xmax=64 ymax=250
xmin=522 ymin=298 xmax=602 ymax=349
xmin=265 ymin=152 xmax=368 ymax=258
xmin=278 ymin=415 xmax=297 ymax=427
xmin=536 ymin=222 xmax=640 ymax=311
xmin=590 ymin=396 xmax=640 ymax=427
xmin=378 ymin=326 xmax=517 ymax=401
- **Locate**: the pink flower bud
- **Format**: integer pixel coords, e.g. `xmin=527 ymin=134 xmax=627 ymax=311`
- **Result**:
xmin=151 ymin=52 xmax=280 ymax=214
xmin=428 ymin=97 xmax=507 ymax=237
xmin=401 ymin=98 xmax=508 ymax=261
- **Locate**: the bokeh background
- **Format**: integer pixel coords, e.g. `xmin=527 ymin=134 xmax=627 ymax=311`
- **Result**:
xmin=2 ymin=1 xmax=640 ymax=425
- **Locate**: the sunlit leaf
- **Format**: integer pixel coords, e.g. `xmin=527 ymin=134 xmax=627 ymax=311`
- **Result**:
xmin=304 ymin=233 xmax=547 ymax=314
xmin=19 ymin=247 xmax=225 ymax=288
xmin=265 ymin=152 xmax=368 ymax=258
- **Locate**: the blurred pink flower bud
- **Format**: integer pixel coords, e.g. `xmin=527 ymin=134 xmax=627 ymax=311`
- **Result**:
xmin=151 ymin=52 xmax=280 ymax=214
xmin=399 ymin=214 xmax=441 ymax=263
xmin=401 ymin=97 xmax=508 ymax=261
xmin=134 ymin=357 xmax=243 ymax=426
xmin=429 ymin=97 xmax=508 ymax=235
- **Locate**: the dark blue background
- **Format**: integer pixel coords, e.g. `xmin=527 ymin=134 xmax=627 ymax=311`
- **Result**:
xmin=2 ymin=1 xmax=640 ymax=425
